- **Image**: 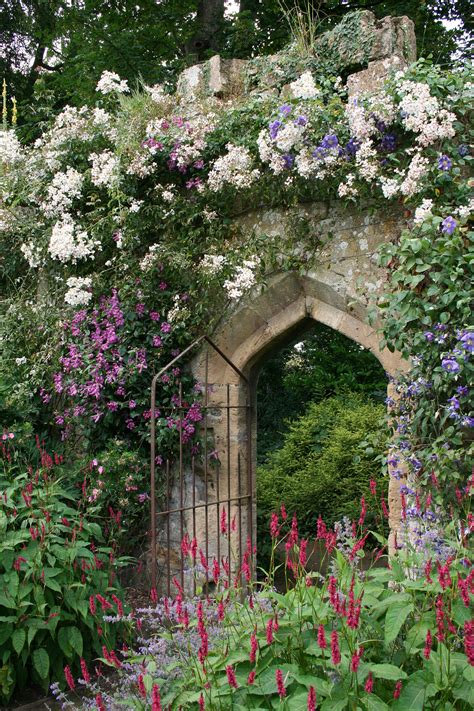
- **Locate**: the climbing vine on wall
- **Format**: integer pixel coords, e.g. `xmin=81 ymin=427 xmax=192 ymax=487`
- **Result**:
xmin=0 ymin=49 xmax=472 ymax=520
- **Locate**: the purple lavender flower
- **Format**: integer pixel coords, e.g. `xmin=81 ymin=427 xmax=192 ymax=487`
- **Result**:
xmin=437 ymin=154 xmax=452 ymax=171
xmin=441 ymin=216 xmax=457 ymax=235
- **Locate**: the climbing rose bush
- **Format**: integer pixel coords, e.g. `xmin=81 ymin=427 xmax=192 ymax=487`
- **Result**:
xmin=0 ymin=57 xmax=471 ymax=508
xmin=51 ymin=500 xmax=473 ymax=710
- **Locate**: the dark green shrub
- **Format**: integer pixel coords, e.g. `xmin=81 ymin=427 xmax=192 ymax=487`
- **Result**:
xmin=257 ymin=394 xmax=387 ymax=536
xmin=257 ymin=324 xmax=387 ymax=461
xmin=0 ymin=438 xmax=131 ymax=703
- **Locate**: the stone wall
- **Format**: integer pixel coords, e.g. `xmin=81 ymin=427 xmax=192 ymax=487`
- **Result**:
xmin=151 ymin=12 xmax=415 ymax=588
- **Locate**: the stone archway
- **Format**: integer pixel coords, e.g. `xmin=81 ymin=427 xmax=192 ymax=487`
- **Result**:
xmin=193 ymin=273 xmax=406 ymax=557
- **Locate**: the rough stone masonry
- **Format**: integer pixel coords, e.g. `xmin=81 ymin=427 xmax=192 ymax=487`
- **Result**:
xmin=150 ymin=11 xmax=415 ymax=590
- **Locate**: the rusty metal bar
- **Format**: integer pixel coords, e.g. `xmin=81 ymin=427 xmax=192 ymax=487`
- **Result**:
xmin=237 ymin=451 xmax=242 ymax=581
xmin=154 ymin=493 xmax=252 ymax=517
xmin=226 ymin=383 xmax=232 ymax=584
xmin=192 ymin=455 xmax=196 ymax=596
xmin=150 ymin=335 xmax=205 ymax=591
xmin=166 ymin=460 xmax=171 ymax=597
xmin=246 ymin=382 xmax=254 ymax=576
xmin=179 ymin=382 xmax=184 ymax=593
xmin=204 ymin=350 xmax=209 ymax=589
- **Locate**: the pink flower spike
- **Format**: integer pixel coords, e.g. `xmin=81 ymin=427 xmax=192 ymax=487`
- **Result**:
xmin=276 ymin=669 xmax=286 ymax=698
xmin=226 ymin=665 xmax=238 ymax=689
xmin=64 ymin=665 xmax=75 ymax=691
xmin=331 ymin=630 xmax=341 ymax=665
xmin=80 ymin=658 xmax=90 ymax=684
xmin=307 ymin=686 xmax=317 ymax=711
xmin=364 ymin=672 xmax=374 ymax=694
xmin=151 ymin=683 xmax=162 ymax=711
xmin=317 ymin=624 xmax=327 ymax=650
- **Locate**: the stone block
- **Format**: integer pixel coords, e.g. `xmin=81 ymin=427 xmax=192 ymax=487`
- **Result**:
xmin=177 ymin=55 xmax=247 ymax=100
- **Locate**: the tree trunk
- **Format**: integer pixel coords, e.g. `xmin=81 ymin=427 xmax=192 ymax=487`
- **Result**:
xmin=185 ymin=0 xmax=225 ymax=60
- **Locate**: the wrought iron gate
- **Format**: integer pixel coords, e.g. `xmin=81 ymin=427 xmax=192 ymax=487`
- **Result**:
xmin=150 ymin=336 xmax=254 ymax=595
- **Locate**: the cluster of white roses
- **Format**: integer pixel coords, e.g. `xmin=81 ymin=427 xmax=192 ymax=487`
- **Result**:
xmin=208 ymin=143 xmax=260 ymax=191
xmin=200 ymin=254 xmax=226 ymax=273
xmin=397 ymin=79 xmax=456 ymax=147
xmin=48 ymin=216 xmax=96 ymax=263
xmin=289 ymin=71 xmax=320 ymax=99
xmin=223 ymin=257 xmax=260 ymax=300
xmin=42 ymin=167 xmax=83 ymax=217
xmin=90 ymin=150 xmax=120 ymax=188
xmin=64 ymin=276 xmax=93 ymax=306
xmin=96 ymin=71 xmax=129 ymax=95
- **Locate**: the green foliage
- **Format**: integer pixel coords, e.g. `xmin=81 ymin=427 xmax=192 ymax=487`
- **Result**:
xmin=257 ymin=394 xmax=387 ymax=535
xmin=0 ymin=437 xmax=131 ymax=703
xmin=257 ymin=324 xmax=387 ymax=460
xmin=76 ymin=440 xmax=150 ymax=555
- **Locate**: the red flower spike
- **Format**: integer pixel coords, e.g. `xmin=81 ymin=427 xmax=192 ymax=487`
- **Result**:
xmin=307 ymin=686 xmax=317 ymax=711
xmin=226 ymin=665 xmax=238 ymax=689
xmin=80 ymin=658 xmax=90 ymax=684
xmin=138 ymin=674 xmax=146 ymax=698
xmin=151 ymin=683 xmax=162 ymax=711
xmin=331 ymin=630 xmax=341 ymax=665
xmin=276 ymin=669 xmax=286 ymax=699
xmin=464 ymin=620 xmax=474 ymax=666
xmin=424 ymin=629 xmax=432 ymax=659
xmin=64 ymin=665 xmax=75 ymax=691
xmin=317 ymin=624 xmax=327 ymax=649
xmin=250 ymin=630 xmax=258 ymax=663
xmin=364 ymin=673 xmax=374 ymax=694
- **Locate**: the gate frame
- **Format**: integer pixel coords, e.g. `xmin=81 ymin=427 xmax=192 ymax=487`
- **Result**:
xmin=150 ymin=335 xmax=254 ymax=594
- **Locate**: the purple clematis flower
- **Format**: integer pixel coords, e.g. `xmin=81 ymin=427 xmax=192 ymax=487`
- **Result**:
xmin=438 ymin=154 xmax=452 ymax=171
xmin=441 ymin=216 xmax=457 ymax=235
xmin=441 ymin=358 xmax=460 ymax=373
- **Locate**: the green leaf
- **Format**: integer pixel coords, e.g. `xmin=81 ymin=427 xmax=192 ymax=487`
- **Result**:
xmin=0 ymin=624 xmax=13 ymax=646
xmin=384 ymin=602 xmax=414 ymax=646
xmin=392 ymin=673 xmax=437 ymax=710
xmin=68 ymin=626 xmax=83 ymax=657
xmin=369 ymin=664 xmax=408 ymax=680
xmin=57 ymin=627 xmax=73 ymax=658
xmin=364 ymin=695 xmax=389 ymax=711
xmin=11 ymin=628 xmax=26 ymax=655
xmin=32 ymin=648 xmax=49 ymax=679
